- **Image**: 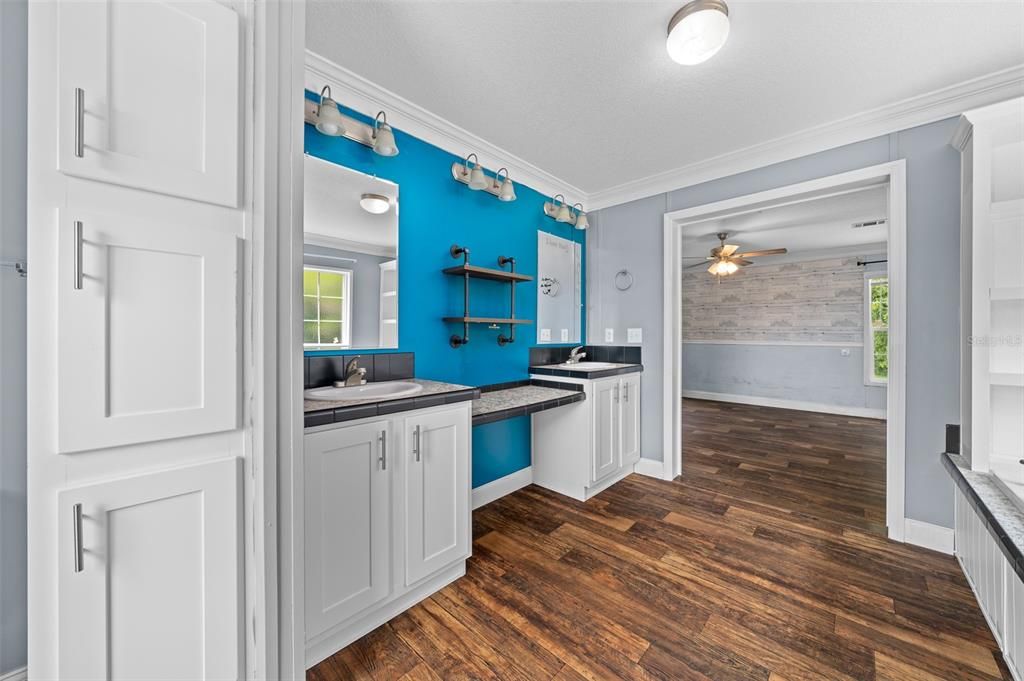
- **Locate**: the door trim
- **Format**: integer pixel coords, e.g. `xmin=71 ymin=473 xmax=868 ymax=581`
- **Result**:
xmin=663 ymin=160 xmax=908 ymax=542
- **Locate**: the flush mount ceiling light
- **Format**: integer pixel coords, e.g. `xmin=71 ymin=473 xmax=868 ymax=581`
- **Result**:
xmin=451 ymin=155 xmax=517 ymax=202
xmin=543 ymin=195 xmax=588 ymax=229
xmin=359 ymin=193 xmax=391 ymax=214
xmin=666 ymin=0 xmax=730 ymax=66
xmin=305 ymin=87 xmax=400 ymax=156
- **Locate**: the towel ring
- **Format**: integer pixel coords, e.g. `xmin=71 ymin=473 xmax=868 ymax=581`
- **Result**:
xmin=614 ymin=269 xmax=633 ymax=291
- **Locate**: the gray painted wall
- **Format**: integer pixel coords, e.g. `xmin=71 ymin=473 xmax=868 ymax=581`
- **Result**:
xmin=588 ymin=117 xmax=962 ymax=529
xmin=682 ymin=344 xmax=887 ymax=412
xmin=303 ymin=244 xmax=392 ymax=349
xmin=0 ymin=0 xmax=27 ymax=674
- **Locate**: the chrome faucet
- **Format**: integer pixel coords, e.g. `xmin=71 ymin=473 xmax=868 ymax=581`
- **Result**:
xmin=334 ymin=358 xmax=367 ymax=387
xmin=566 ymin=346 xmax=586 ymax=364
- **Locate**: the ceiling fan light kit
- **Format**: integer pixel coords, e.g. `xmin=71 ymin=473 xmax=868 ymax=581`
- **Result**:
xmin=686 ymin=232 xmax=788 ymax=277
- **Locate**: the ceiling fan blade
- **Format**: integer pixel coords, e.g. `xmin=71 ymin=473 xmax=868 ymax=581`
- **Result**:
xmin=710 ymin=246 xmax=722 ymax=257
xmin=682 ymin=255 xmax=712 ymax=259
xmin=685 ymin=260 xmax=712 ymax=269
xmin=720 ymin=244 xmax=739 ymax=257
xmin=736 ymin=248 xmax=788 ymax=258
xmin=732 ymin=258 xmax=753 ymax=266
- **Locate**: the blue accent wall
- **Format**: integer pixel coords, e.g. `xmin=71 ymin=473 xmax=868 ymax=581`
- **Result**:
xmin=304 ymin=90 xmax=584 ymax=487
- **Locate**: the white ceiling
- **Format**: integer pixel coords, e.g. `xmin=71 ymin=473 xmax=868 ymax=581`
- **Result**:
xmin=681 ymin=183 xmax=888 ymax=265
xmin=307 ymin=1 xmax=1024 ymax=198
xmin=304 ymin=155 xmax=398 ymax=255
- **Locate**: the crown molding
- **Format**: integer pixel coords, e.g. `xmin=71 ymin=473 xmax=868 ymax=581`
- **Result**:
xmin=588 ymin=64 xmax=1024 ymax=210
xmin=305 ymin=51 xmax=587 ymax=205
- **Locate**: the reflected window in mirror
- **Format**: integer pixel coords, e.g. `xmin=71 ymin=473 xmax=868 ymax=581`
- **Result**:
xmin=303 ymin=154 xmax=399 ymax=350
xmin=537 ymin=232 xmax=582 ymax=344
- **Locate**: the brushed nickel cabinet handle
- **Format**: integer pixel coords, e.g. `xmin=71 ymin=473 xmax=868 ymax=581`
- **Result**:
xmin=74 ymin=88 xmax=85 ymax=158
xmin=72 ymin=503 xmax=83 ymax=573
xmin=379 ymin=430 xmax=387 ymax=470
xmin=413 ymin=425 xmax=421 ymax=462
xmin=73 ymin=221 xmax=83 ymax=290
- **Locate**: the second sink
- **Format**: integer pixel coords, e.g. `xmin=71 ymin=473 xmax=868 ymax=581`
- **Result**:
xmin=305 ymin=381 xmax=424 ymax=401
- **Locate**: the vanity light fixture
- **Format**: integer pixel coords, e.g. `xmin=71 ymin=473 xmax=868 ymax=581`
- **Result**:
xmin=451 ymin=155 xmax=518 ymax=201
xmin=666 ymin=0 xmax=730 ymax=66
xmin=315 ymin=86 xmax=346 ymax=136
xmin=543 ymin=195 xmax=587 ymax=229
xmin=359 ymin=193 xmax=391 ymax=214
xmin=305 ymin=87 xmax=400 ymax=156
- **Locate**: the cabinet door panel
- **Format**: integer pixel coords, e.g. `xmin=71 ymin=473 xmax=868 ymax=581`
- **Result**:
xmin=304 ymin=422 xmax=391 ymax=638
xmin=58 ymin=458 xmax=242 ymax=681
xmin=57 ymin=0 xmax=241 ymax=206
xmin=620 ymin=375 xmax=641 ymax=465
xmin=592 ymin=379 xmax=620 ymax=483
xmin=57 ymin=208 xmax=239 ymax=453
xmin=405 ymin=408 xmax=470 ymax=585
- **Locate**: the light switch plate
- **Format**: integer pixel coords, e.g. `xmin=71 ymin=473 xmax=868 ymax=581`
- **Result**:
xmin=560 ymin=329 xmax=569 ymax=342
xmin=840 ymin=348 xmax=851 ymax=357
xmin=627 ymin=328 xmax=642 ymax=343
xmin=604 ymin=328 xmax=614 ymax=343
xmin=540 ymin=328 xmax=551 ymax=341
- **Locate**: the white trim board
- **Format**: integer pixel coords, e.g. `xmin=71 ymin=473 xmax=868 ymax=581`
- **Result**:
xmin=305 ymin=51 xmax=586 ymax=206
xmin=903 ymin=518 xmax=954 ymax=555
xmin=472 ymin=466 xmax=533 ymax=510
xmin=682 ymin=340 xmax=864 ymax=347
xmin=633 ymin=457 xmax=672 ymax=481
xmin=590 ymin=64 xmax=1024 ymax=209
xmin=682 ymin=390 xmax=886 ymax=420
xmin=0 ymin=668 xmax=26 ymax=681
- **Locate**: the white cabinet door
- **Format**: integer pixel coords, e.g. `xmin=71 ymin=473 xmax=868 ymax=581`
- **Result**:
xmin=57 ymin=0 xmax=241 ymax=206
xmin=592 ymin=378 xmax=620 ymax=483
xmin=57 ymin=457 xmax=242 ymax=681
xmin=57 ymin=208 xmax=239 ymax=453
xmin=304 ymin=421 xmax=392 ymax=638
xmin=620 ymin=374 xmax=641 ymax=465
xmin=404 ymin=408 xmax=470 ymax=585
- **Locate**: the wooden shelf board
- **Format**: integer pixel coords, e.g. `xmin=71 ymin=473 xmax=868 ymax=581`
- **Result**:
xmin=443 ymin=264 xmax=533 ymax=283
xmin=444 ymin=317 xmax=534 ymax=325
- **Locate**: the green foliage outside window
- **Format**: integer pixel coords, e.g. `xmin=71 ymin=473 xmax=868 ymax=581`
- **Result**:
xmin=303 ymin=268 xmax=348 ymax=345
xmin=869 ymin=277 xmax=889 ymax=381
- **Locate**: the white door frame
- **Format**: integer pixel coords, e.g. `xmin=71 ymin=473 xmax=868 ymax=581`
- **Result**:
xmin=662 ymin=160 xmax=908 ymax=542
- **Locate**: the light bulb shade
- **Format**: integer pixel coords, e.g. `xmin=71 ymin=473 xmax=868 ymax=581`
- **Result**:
xmin=555 ymin=202 xmax=572 ymax=223
xmin=666 ymin=0 xmax=730 ymax=65
xmin=724 ymin=260 xmax=738 ymax=274
xmin=468 ymin=163 xmax=488 ymax=190
xmin=372 ymin=124 xmax=399 ymax=156
xmin=359 ymin=193 xmax=391 ymax=214
xmin=574 ymin=211 xmax=589 ymax=230
xmin=316 ymin=98 xmax=346 ymax=136
xmin=498 ymin=177 xmax=517 ymax=202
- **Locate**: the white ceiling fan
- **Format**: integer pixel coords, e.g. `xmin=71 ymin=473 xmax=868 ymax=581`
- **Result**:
xmin=684 ymin=232 xmax=788 ymax=276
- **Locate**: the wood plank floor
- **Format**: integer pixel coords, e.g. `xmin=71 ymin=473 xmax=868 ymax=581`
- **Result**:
xmin=308 ymin=399 xmax=1010 ymax=681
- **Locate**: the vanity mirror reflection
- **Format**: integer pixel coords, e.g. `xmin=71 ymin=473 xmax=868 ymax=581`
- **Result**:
xmin=303 ymin=155 xmax=398 ymax=349
xmin=537 ymin=232 xmax=581 ymax=344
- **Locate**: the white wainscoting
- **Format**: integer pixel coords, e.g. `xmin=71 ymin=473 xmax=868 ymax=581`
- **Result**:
xmin=682 ymin=390 xmax=887 ymax=420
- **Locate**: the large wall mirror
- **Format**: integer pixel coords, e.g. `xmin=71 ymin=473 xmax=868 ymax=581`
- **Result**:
xmin=304 ymin=155 xmax=399 ymax=350
xmin=537 ymin=232 xmax=581 ymax=344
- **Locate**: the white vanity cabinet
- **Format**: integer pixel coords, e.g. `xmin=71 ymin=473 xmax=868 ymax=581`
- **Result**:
xmin=303 ymin=401 xmax=471 ymax=668
xmin=532 ymin=372 xmax=642 ymax=501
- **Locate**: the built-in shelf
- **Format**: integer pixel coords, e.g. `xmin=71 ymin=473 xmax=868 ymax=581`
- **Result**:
xmin=442 ymin=264 xmax=533 ymax=283
xmin=443 ymin=317 xmax=533 ymax=325
xmin=992 ymin=287 xmax=1024 ymax=301
xmin=990 ymin=372 xmax=1024 ymax=387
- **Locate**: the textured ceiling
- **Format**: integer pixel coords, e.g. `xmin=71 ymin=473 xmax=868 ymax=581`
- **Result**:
xmin=307 ymin=1 xmax=1024 ymax=196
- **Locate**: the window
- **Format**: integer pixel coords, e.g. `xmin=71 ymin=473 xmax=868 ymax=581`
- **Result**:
xmin=865 ymin=275 xmax=889 ymax=385
xmin=303 ymin=267 xmax=352 ymax=347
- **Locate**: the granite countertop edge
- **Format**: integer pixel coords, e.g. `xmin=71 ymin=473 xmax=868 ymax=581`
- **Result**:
xmin=530 ymin=363 xmax=643 ymax=379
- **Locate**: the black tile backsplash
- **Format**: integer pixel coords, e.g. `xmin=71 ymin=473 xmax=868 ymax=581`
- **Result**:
xmin=529 ymin=345 xmax=641 ymax=367
xmin=306 ymin=352 xmax=415 ymax=388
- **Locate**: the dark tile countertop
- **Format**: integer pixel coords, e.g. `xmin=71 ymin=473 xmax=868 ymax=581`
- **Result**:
xmin=473 ymin=380 xmax=585 ymax=426
xmin=304 ymin=379 xmax=479 ymax=428
xmin=530 ymin=362 xmax=643 ymax=380
xmin=942 ymin=452 xmax=1024 ymax=581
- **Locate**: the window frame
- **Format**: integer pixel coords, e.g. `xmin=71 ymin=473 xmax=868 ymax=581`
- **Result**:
xmin=864 ymin=273 xmax=889 ymax=386
xmin=303 ymin=265 xmax=353 ymax=349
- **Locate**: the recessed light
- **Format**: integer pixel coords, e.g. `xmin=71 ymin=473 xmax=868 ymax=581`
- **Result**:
xmin=666 ymin=0 xmax=731 ymax=66
xmin=359 ymin=193 xmax=390 ymax=214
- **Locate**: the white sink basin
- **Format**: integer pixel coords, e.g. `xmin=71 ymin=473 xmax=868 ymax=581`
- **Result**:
xmin=559 ymin=361 xmax=620 ymax=370
xmin=304 ymin=381 xmax=424 ymax=402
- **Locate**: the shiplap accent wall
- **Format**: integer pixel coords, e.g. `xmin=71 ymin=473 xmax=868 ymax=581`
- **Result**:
xmin=683 ymin=256 xmax=874 ymax=344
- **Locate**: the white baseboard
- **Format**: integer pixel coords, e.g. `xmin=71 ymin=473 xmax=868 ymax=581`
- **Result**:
xmin=682 ymin=390 xmax=887 ymax=420
xmin=633 ymin=458 xmax=668 ymax=480
xmin=0 ymin=667 xmax=26 ymax=681
xmin=903 ymin=518 xmax=954 ymax=555
xmin=472 ymin=466 xmax=532 ymax=510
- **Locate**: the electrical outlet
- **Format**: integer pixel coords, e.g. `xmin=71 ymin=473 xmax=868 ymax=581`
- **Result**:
xmin=627 ymin=328 xmax=642 ymax=343
xmin=540 ymin=328 xmax=551 ymax=341
xmin=841 ymin=348 xmax=851 ymax=357
xmin=560 ymin=329 xmax=569 ymax=342
xmin=604 ymin=328 xmax=614 ymax=343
